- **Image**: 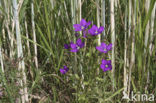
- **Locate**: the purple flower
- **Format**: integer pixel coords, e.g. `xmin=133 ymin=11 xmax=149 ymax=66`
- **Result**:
xmin=64 ymin=44 xmax=70 ymax=49
xmin=70 ymin=38 xmax=84 ymax=52
xmin=76 ymin=38 xmax=84 ymax=48
xmin=73 ymin=19 xmax=91 ymax=31
xmin=88 ymin=25 xmax=104 ymax=36
xmin=60 ymin=66 xmax=69 ymax=74
xmin=107 ymin=43 xmax=112 ymax=51
xmin=100 ymin=59 xmax=112 ymax=72
xmin=70 ymin=42 xmax=78 ymax=52
xmin=96 ymin=43 xmax=112 ymax=53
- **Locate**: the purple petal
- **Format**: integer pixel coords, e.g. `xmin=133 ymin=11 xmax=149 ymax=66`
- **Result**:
xmin=73 ymin=24 xmax=81 ymax=31
xmin=86 ymin=21 xmax=91 ymax=26
xmin=79 ymin=42 xmax=85 ymax=48
xmin=92 ymin=25 xmax=98 ymax=30
xmin=70 ymin=43 xmax=77 ymax=49
xmin=80 ymin=19 xmax=87 ymax=26
xmin=98 ymin=26 xmax=104 ymax=34
xmin=64 ymin=44 xmax=70 ymax=49
xmin=102 ymin=66 xmax=111 ymax=72
xmin=60 ymin=68 xmax=66 ymax=74
xmin=88 ymin=25 xmax=99 ymax=36
xmin=76 ymin=38 xmax=82 ymax=45
xmin=63 ymin=66 xmax=69 ymax=71
xmin=88 ymin=30 xmax=96 ymax=36
xmin=101 ymin=59 xmax=107 ymax=64
xmin=96 ymin=43 xmax=108 ymax=53
xmin=107 ymin=60 xmax=111 ymax=64
xmin=101 ymin=43 xmax=107 ymax=48
xmin=108 ymin=64 xmax=112 ymax=70
xmin=107 ymin=43 xmax=112 ymax=51
xmin=102 ymin=68 xmax=110 ymax=72
xmin=88 ymin=29 xmax=94 ymax=36
xmin=100 ymin=64 xmax=105 ymax=70
xmin=70 ymin=48 xmax=79 ymax=52
xmin=102 ymin=50 xmax=108 ymax=53
xmin=76 ymin=38 xmax=84 ymax=48
xmin=96 ymin=46 xmax=104 ymax=52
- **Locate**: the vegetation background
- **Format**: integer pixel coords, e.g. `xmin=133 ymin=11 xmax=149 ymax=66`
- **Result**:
xmin=0 ymin=0 xmax=155 ymax=103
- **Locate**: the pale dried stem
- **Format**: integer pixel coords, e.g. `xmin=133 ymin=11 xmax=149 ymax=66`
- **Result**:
xmin=101 ymin=0 xmax=105 ymax=37
xmin=144 ymin=0 xmax=150 ymax=72
xmin=146 ymin=2 xmax=156 ymax=91
xmin=97 ymin=0 xmax=101 ymax=46
xmin=25 ymin=20 xmax=31 ymax=56
xmin=123 ymin=1 xmax=129 ymax=99
xmin=128 ymin=0 xmax=136 ymax=97
xmin=13 ymin=0 xmax=28 ymax=102
xmin=110 ymin=0 xmax=115 ymax=90
xmin=0 ymin=48 xmax=4 ymax=73
xmin=31 ymin=0 xmax=38 ymax=69
xmin=149 ymin=3 xmax=156 ymax=55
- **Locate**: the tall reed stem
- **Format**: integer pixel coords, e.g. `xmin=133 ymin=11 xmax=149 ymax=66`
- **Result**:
xmin=123 ymin=0 xmax=128 ymax=99
xmin=110 ymin=0 xmax=115 ymax=90
xmin=31 ymin=0 xmax=38 ymax=69
xmin=149 ymin=2 xmax=156 ymax=55
xmin=97 ymin=0 xmax=101 ymax=46
xmin=0 ymin=47 xmax=4 ymax=73
xmin=13 ymin=0 xmax=28 ymax=102
xmin=128 ymin=0 xmax=136 ymax=97
xmin=101 ymin=0 xmax=105 ymax=37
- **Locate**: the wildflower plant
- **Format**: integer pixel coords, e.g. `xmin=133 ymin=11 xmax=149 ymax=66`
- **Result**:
xmin=60 ymin=19 xmax=112 ymax=74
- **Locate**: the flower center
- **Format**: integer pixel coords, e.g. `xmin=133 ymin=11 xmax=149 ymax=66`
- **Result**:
xmin=104 ymin=48 xmax=107 ymax=51
xmin=95 ymin=30 xmax=98 ymax=34
xmin=105 ymin=65 xmax=108 ymax=68
xmin=81 ymin=26 xmax=84 ymax=30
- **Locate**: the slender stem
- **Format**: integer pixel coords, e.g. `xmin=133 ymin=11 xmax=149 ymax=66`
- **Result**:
xmin=25 ymin=19 xmax=31 ymax=56
xmin=149 ymin=2 xmax=156 ymax=55
xmin=97 ymin=0 xmax=101 ymax=46
xmin=128 ymin=0 xmax=136 ymax=97
xmin=13 ymin=0 xmax=28 ymax=102
xmin=64 ymin=1 xmax=69 ymax=20
xmin=110 ymin=0 xmax=115 ymax=90
xmin=146 ymin=1 xmax=156 ymax=91
xmin=0 ymin=47 xmax=4 ymax=73
xmin=123 ymin=0 xmax=128 ymax=99
xmin=128 ymin=0 xmax=132 ymax=38
xmin=144 ymin=0 xmax=150 ymax=53
xmin=143 ymin=0 xmax=150 ymax=91
xmin=101 ymin=0 xmax=105 ymax=37
xmin=31 ymin=0 xmax=38 ymax=69
xmin=79 ymin=0 xmax=81 ymax=21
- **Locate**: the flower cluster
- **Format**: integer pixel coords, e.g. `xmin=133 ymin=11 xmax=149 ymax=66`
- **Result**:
xmin=60 ymin=19 xmax=112 ymax=74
